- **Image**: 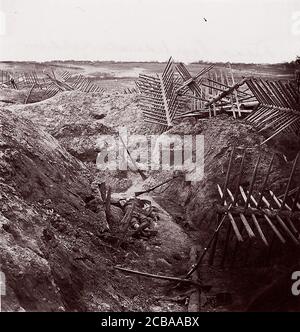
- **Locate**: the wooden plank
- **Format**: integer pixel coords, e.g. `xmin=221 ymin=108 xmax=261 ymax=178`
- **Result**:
xmin=249 ymin=192 xmax=286 ymax=243
xmin=239 ymin=186 xmax=269 ymax=246
xmin=217 ymin=185 xmax=243 ymax=242
xmin=227 ymin=188 xmax=255 ymax=238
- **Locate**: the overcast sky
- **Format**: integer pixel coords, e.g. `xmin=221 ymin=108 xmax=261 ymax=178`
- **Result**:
xmin=0 ymin=0 xmax=299 ymax=63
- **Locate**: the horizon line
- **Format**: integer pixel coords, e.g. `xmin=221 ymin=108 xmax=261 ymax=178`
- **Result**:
xmin=0 ymin=58 xmax=297 ymax=66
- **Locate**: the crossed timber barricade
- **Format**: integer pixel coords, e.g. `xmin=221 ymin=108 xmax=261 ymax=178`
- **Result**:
xmin=244 ymin=78 xmax=300 ymax=144
xmin=136 ymin=57 xmax=188 ymax=131
xmin=207 ymin=148 xmax=300 ymax=268
xmin=137 ymin=58 xmax=300 ymax=144
xmin=1 ymin=69 xmax=105 ymax=103
xmin=136 ymin=58 xmax=256 ymax=131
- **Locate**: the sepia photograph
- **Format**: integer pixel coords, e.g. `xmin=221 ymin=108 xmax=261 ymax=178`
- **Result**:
xmin=0 ymin=0 xmax=300 ymax=318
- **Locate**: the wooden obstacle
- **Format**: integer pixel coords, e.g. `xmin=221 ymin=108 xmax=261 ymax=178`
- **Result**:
xmin=137 ymin=58 xmax=299 ymax=144
xmin=59 ymin=71 xmax=104 ymax=93
xmin=0 ymin=70 xmax=22 ymax=89
xmin=207 ymin=148 xmax=300 ymax=268
xmin=244 ymin=78 xmax=300 ymax=144
xmin=174 ymin=62 xmax=256 ymax=118
xmin=137 ymin=58 xmax=257 ymax=130
xmin=1 ymin=68 xmax=105 ymax=103
xmin=136 ymin=57 xmax=188 ymax=131
xmin=123 ymin=87 xmax=138 ymax=94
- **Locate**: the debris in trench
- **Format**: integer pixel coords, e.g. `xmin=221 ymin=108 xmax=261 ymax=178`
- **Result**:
xmin=135 ymin=174 xmax=181 ymax=197
xmin=114 ymin=266 xmax=203 ymax=288
xmin=86 ymin=182 xmax=161 ymax=246
xmin=118 ymin=197 xmax=159 ymax=241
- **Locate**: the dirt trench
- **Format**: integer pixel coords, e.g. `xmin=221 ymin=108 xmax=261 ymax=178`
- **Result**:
xmin=2 ymin=88 xmax=300 ymax=312
xmin=0 ymin=106 xmax=196 ymax=312
xmin=101 ymin=178 xmax=197 ymax=312
xmin=115 ymin=197 xmax=193 ymax=311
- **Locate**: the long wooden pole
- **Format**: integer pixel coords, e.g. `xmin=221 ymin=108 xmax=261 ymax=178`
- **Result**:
xmin=184 ymin=206 xmax=232 ymax=279
xmin=119 ymin=135 xmax=148 ymax=181
xmin=24 ymin=84 xmax=35 ymax=104
xmin=135 ymin=176 xmax=180 ymax=196
xmin=115 ymin=266 xmax=202 ymax=287
xmin=205 ymin=78 xmax=248 ymax=108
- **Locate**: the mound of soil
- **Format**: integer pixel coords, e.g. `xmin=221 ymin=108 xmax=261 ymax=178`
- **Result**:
xmin=0 ymin=109 xmax=124 ymax=311
xmin=158 ymin=115 xmax=300 ymax=230
xmin=6 ymin=91 xmax=158 ymax=163
xmin=5 ymin=91 xmax=114 ymax=162
xmin=154 ymin=115 xmax=300 ymax=310
xmin=0 ymin=109 xmax=195 ymax=312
